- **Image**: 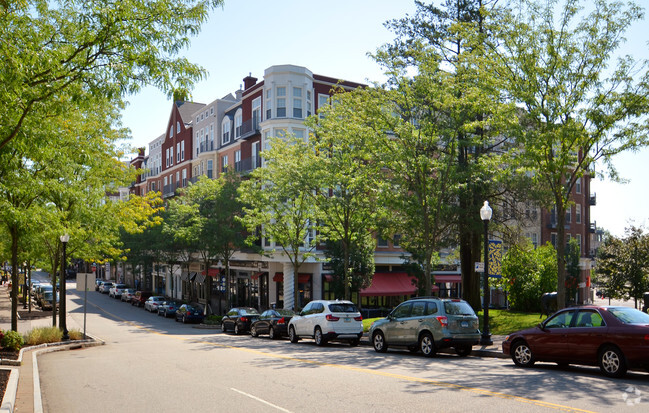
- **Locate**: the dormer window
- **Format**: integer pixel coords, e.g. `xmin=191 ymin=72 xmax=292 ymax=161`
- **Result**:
xmin=235 ymin=109 xmax=242 ymax=139
xmin=222 ymin=118 xmax=231 ymax=145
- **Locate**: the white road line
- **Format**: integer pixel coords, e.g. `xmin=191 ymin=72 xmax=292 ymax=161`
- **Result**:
xmin=230 ymin=387 xmax=293 ymax=413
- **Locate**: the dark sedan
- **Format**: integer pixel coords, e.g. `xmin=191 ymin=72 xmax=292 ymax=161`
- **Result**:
xmin=175 ymin=304 xmax=204 ymax=324
xmin=157 ymin=301 xmax=181 ymax=318
xmin=221 ymin=307 xmax=260 ymax=335
xmin=502 ymin=305 xmax=649 ymax=378
xmin=250 ymin=309 xmax=295 ymax=339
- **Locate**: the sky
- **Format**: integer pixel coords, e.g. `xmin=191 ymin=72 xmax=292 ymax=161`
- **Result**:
xmin=120 ymin=0 xmax=649 ymax=238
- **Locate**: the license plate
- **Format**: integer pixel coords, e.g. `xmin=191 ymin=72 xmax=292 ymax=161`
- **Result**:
xmin=461 ymin=321 xmax=469 ymax=328
xmin=344 ymin=317 xmax=351 ymax=322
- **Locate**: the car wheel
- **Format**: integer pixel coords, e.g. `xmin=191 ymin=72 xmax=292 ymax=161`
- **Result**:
xmin=182 ymin=315 xmax=187 ymax=324
xmin=599 ymin=346 xmax=627 ymax=378
xmin=234 ymin=324 xmax=240 ymax=335
xmin=289 ymin=326 xmax=299 ymax=343
xmin=372 ymin=331 xmax=388 ymax=353
xmin=455 ymin=345 xmax=472 ymax=357
xmin=511 ymin=341 xmax=535 ymax=367
xmin=250 ymin=325 xmax=258 ymax=337
xmin=221 ymin=322 xmax=227 ymax=332
xmin=314 ymin=327 xmax=327 ymax=346
xmin=268 ymin=326 xmax=276 ymax=340
xmin=419 ymin=332 xmax=436 ymax=357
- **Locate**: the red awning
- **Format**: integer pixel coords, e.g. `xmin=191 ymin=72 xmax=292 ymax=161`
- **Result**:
xmin=434 ymin=274 xmax=462 ymax=283
xmin=273 ymin=273 xmax=311 ymax=283
xmin=251 ymin=272 xmax=265 ymax=280
xmin=203 ymin=268 xmax=220 ymax=277
xmin=360 ymin=273 xmax=418 ymax=297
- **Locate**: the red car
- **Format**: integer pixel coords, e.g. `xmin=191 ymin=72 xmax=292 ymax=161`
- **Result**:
xmin=502 ymin=305 xmax=649 ymax=378
xmin=131 ymin=291 xmax=153 ymax=308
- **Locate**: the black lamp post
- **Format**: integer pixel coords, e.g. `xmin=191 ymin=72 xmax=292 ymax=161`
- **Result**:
xmin=479 ymin=201 xmax=493 ymax=346
xmin=60 ymin=234 xmax=69 ymax=341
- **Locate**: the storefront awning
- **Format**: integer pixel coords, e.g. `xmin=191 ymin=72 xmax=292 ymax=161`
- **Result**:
xmin=251 ymin=272 xmax=265 ymax=280
xmin=360 ymin=272 xmax=417 ymax=297
xmin=203 ymin=268 xmax=220 ymax=277
xmin=189 ymin=272 xmax=197 ymax=281
xmin=195 ymin=273 xmax=206 ymax=283
xmin=273 ymin=273 xmax=311 ymax=284
xmin=434 ymin=274 xmax=462 ymax=283
xmin=181 ymin=272 xmax=189 ymax=281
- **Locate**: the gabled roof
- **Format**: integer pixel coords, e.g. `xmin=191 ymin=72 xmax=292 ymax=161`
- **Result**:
xmin=175 ymin=101 xmax=206 ymax=125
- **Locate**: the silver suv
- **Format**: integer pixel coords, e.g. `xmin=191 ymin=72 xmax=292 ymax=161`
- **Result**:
xmin=288 ymin=300 xmax=363 ymax=346
xmin=369 ymin=297 xmax=480 ymax=357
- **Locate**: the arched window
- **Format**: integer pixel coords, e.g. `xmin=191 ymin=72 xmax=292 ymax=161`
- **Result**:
xmin=221 ymin=117 xmax=231 ymax=145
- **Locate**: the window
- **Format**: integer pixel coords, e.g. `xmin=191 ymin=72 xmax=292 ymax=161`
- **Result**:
xmin=209 ymin=124 xmax=214 ymax=150
xmin=393 ymin=235 xmax=401 ymax=247
xmin=210 ymin=107 xmax=214 ymax=116
xmin=176 ymin=121 xmax=180 ymax=134
xmin=235 ymin=150 xmax=242 ymax=171
xmin=252 ymin=142 xmax=260 ymax=169
xmin=176 ymin=142 xmax=180 ymax=163
xmin=221 ymin=118 xmax=231 ymax=144
xmin=276 ymin=87 xmax=286 ymax=117
xmin=182 ymin=169 xmax=187 ymax=187
xmin=551 ymin=232 xmax=557 ymax=248
xmin=576 ymin=234 xmax=582 ymax=253
xmin=576 ymin=178 xmax=582 ymax=194
xmin=175 ymin=172 xmax=179 ymax=188
xmin=531 ymin=233 xmax=538 ymax=248
xmin=169 ymin=125 xmax=173 ymax=138
xmin=252 ymin=97 xmax=261 ymax=130
xmin=566 ymin=206 xmax=571 ymax=224
xmin=377 ymin=236 xmax=388 ymax=247
xmin=306 ymin=90 xmax=312 ymax=116
xmin=576 ymin=204 xmax=582 ymax=224
xmin=265 ymin=88 xmax=272 ymax=119
xmin=293 ymin=129 xmax=304 ymax=140
xmin=235 ymin=110 xmax=242 ymax=139
xmin=293 ymin=87 xmax=302 ymax=118
xmin=181 ymin=141 xmax=185 ymax=161
xmin=221 ymin=155 xmax=229 ymax=172
xmin=318 ymin=94 xmax=329 ymax=118
xmin=164 ymin=176 xmax=168 ymax=186
xmin=165 ymin=148 xmax=169 ymax=167
xmin=207 ymin=159 xmax=213 ymax=179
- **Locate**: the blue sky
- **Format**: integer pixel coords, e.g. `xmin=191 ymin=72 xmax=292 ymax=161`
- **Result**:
xmin=120 ymin=0 xmax=649 ymax=238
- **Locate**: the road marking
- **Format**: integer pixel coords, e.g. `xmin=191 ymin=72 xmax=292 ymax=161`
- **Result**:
xmin=88 ymin=302 xmax=596 ymax=413
xmin=230 ymin=388 xmax=293 ymax=412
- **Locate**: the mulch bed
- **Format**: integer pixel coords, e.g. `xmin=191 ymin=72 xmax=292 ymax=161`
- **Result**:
xmin=0 ymin=370 xmax=9 ymax=402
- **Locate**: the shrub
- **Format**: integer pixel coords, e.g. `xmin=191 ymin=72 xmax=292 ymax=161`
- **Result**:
xmin=204 ymin=315 xmax=222 ymax=325
xmin=24 ymin=327 xmax=62 ymax=346
xmin=68 ymin=329 xmax=84 ymax=340
xmin=1 ymin=330 xmax=24 ymax=351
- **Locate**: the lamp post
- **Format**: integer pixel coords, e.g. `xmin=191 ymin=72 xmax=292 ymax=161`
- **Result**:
xmin=479 ymin=201 xmax=493 ymax=346
xmin=60 ymin=234 xmax=70 ymax=341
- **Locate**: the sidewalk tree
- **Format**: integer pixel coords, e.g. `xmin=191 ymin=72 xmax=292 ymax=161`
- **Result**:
xmin=238 ymin=136 xmax=321 ymax=311
xmin=304 ymin=89 xmax=384 ymax=300
xmin=375 ymin=0 xmax=519 ymax=308
xmin=493 ymin=0 xmax=649 ymax=309
xmin=0 ymin=0 xmax=224 ymax=152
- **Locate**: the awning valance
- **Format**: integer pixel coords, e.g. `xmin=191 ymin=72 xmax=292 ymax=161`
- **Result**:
xmin=360 ymin=272 xmax=417 ymax=297
xmin=202 ymin=268 xmax=220 ymax=277
xmin=195 ymin=273 xmax=206 ymax=283
xmin=434 ymin=274 xmax=462 ymax=283
xmin=273 ymin=273 xmax=311 ymax=284
xmin=251 ymin=272 xmax=265 ymax=280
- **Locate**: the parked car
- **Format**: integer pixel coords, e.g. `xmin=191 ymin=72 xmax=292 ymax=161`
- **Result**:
xmin=369 ymin=297 xmax=480 ymax=357
xmin=157 ymin=301 xmax=181 ymax=318
xmin=30 ymin=281 xmax=41 ymax=296
xmin=40 ymin=291 xmax=59 ymax=311
xmin=36 ymin=284 xmax=53 ymax=306
xmin=250 ymin=309 xmax=295 ymax=339
xmin=176 ymin=304 xmax=205 ymax=324
xmin=288 ymin=300 xmax=363 ymax=346
xmin=131 ymin=291 xmax=153 ymax=307
xmin=95 ymin=279 xmax=104 ymax=291
xmin=503 ymin=305 xmax=649 ymax=378
xmin=221 ymin=307 xmax=261 ymax=335
xmin=120 ymin=288 xmax=136 ymax=302
xmin=144 ymin=296 xmax=166 ymax=312
xmin=109 ymin=283 xmax=128 ymax=299
xmin=99 ymin=282 xmax=114 ymax=294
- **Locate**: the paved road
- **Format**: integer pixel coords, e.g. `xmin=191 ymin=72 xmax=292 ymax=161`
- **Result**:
xmin=34 ymin=284 xmax=649 ymax=413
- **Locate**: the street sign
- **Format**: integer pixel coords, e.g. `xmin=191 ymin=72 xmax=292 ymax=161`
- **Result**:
xmin=488 ymin=240 xmax=503 ymax=278
xmin=475 ymin=262 xmax=484 ymax=273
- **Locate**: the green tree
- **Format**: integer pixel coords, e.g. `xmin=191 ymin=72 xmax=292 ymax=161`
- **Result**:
xmin=494 ymin=0 xmax=649 ymax=309
xmin=305 ymin=90 xmax=383 ymax=300
xmin=238 ymin=136 xmax=321 ymax=311
xmin=500 ymin=241 xmax=557 ymax=311
xmin=378 ymin=0 xmax=520 ymax=310
xmin=565 ymin=238 xmax=581 ymax=305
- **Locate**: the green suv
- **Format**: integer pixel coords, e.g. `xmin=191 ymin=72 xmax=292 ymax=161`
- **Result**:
xmin=369 ymin=297 xmax=480 ymax=357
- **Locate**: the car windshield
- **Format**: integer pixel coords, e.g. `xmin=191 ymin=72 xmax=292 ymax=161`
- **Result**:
xmin=329 ymin=303 xmax=358 ymax=313
xmin=276 ymin=309 xmax=295 ymax=316
xmin=443 ymin=301 xmax=475 ymax=316
xmin=608 ymin=307 xmax=649 ymax=325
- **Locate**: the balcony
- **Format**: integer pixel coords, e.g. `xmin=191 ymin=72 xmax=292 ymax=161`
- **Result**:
xmin=240 ymin=118 xmax=261 ymax=139
xmin=589 ymin=194 xmax=597 ymax=206
xmin=589 ymin=222 xmax=596 ymax=233
xmin=163 ymin=183 xmax=177 ymax=198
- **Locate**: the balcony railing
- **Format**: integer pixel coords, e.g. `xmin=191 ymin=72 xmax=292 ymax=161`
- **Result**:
xmin=163 ymin=183 xmax=177 ymax=198
xmin=589 ymin=194 xmax=596 ymax=206
xmin=240 ymin=118 xmax=261 ymax=139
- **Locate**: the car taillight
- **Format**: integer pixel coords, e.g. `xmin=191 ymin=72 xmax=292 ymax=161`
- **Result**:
xmin=277 ymin=317 xmax=286 ymax=325
xmin=354 ymin=316 xmax=363 ymax=321
xmin=326 ymin=314 xmax=340 ymax=321
xmin=241 ymin=316 xmax=248 ymax=322
xmin=436 ymin=316 xmax=448 ymax=328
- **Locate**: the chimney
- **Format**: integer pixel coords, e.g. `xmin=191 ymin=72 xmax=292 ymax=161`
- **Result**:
xmin=243 ymin=72 xmax=257 ymax=90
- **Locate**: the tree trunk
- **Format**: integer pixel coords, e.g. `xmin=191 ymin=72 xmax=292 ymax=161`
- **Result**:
xmin=556 ymin=201 xmax=567 ymax=310
xmin=10 ymin=226 xmax=19 ymax=331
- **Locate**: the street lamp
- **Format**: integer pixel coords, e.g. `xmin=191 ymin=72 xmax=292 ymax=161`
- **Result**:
xmin=479 ymin=201 xmax=493 ymax=346
xmin=60 ymin=234 xmax=70 ymax=341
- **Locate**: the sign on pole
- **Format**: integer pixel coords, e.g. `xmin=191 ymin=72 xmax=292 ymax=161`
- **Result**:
xmin=488 ymin=240 xmax=503 ymax=278
xmin=475 ymin=262 xmax=484 ymax=273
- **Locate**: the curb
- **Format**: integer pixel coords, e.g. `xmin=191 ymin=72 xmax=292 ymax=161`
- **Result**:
xmin=0 ymin=368 xmax=18 ymax=413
